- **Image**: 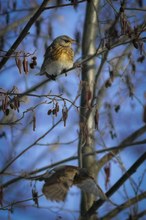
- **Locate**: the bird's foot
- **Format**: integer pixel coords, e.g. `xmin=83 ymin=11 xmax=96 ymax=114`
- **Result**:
xmin=73 ymin=61 xmax=81 ymax=68
xmin=62 ymin=69 xmax=68 ymax=77
xmin=45 ymin=73 xmax=56 ymax=80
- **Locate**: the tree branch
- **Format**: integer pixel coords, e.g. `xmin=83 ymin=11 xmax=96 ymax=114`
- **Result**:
xmin=84 ymin=152 xmax=146 ymax=217
xmin=96 ymin=125 xmax=146 ymax=172
xmin=1 ymin=134 xmax=146 ymax=189
xmin=0 ymin=0 xmax=50 ymax=70
xmin=99 ymin=192 xmax=146 ymax=220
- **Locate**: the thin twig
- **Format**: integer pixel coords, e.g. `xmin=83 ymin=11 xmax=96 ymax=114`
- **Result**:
xmin=99 ymin=192 xmax=146 ymax=220
xmin=84 ymin=152 xmax=146 ymax=217
xmin=1 ymin=132 xmax=146 ymax=189
xmin=0 ymin=0 xmax=50 ymax=70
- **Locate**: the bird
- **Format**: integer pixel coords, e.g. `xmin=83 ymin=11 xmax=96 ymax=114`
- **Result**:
xmin=36 ymin=165 xmax=108 ymax=202
xmin=37 ymin=35 xmax=75 ymax=79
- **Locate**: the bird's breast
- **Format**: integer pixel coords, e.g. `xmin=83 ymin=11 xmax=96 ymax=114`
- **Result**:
xmin=52 ymin=46 xmax=74 ymax=62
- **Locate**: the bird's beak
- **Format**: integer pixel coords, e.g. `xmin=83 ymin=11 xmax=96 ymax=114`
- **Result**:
xmin=70 ymin=38 xmax=76 ymax=44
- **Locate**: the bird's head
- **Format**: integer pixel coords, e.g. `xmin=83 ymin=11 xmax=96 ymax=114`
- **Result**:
xmin=54 ymin=35 xmax=76 ymax=47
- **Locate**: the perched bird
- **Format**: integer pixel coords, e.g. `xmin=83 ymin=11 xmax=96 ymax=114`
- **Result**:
xmin=37 ymin=165 xmax=108 ymax=202
xmin=38 ymin=35 xmax=75 ymax=79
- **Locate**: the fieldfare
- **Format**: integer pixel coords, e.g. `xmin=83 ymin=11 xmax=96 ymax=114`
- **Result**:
xmin=38 ymin=35 xmax=75 ymax=79
xmin=37 ymin=165 xmax=108 ymax=202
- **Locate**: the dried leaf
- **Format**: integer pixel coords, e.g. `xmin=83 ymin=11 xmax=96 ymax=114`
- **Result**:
xmin=14 ymin=96 xmax=20 ymax=112
xmin=32 ymin=189 xmax=39 ymax=207
xmin=23 ymin=56 xmax=28 ymax=74
xmin=32 ymin=111 xmax=36 ymax=131
xmin=104 ymin=163 xmax=111 ymax=189
xmin=62 ymin=106 xmax=68 ymax=127
xmin=17 ymin=58 xmax=22 ymax=74
xmin=56 ymin=102 xmax=59 ymax=113
xmin=52 ymin=108 xmax=57 ymax=116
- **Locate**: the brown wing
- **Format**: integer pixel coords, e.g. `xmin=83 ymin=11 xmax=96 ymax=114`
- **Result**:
xmin=42 ymin=181 xmax=69 ymax=202
xmin=40 ymin=45 xmax=53 ymax=74
xmin=76 ymin=178 xmax=108 ymax=200
xmin=41 ymin=165 xmax=79 ymax=202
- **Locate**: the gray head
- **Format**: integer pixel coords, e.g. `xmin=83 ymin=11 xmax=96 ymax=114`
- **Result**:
xmin=53 ymin=35 xmax=76 ymax=47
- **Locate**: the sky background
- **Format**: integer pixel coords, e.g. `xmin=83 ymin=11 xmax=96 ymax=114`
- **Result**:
xmin=0 ymin=0 xmax=146 ymax=220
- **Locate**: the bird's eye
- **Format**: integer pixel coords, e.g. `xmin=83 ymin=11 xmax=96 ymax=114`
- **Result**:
xmin=64 ymin=40 xmax=69 ymax=43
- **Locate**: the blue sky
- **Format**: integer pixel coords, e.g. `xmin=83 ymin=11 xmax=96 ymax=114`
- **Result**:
xmin=0 ymin=1 xmax=146 ymax=220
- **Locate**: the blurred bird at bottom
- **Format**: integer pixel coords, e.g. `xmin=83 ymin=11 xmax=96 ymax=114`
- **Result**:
xmin=36 ymin=165 xmax=108 ymax=202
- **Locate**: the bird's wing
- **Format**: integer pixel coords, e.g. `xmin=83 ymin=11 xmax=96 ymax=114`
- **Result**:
xmin=41 ymin=165 xmax=77 ymax=202
xmin=76 ymin=178 xmax=108 ymax=200
xmin=43 ymin=45 xmax=53 ymax=60
xmin=42 ymin=181 xmax=69 ymax=202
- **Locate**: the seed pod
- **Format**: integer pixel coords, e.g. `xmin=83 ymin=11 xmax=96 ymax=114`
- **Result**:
xmin=14 ymin=96 xmax=19 ymax=111
xmin=29 ymin=63 xmax=35 ymax=69
xmin=56 ymin=102 xmax=59 ymax=112
xmin=104 ymin=163 xmax=111 ymax=189
xmin=62 ymin=106 xmax=68 ymax=127
xmin=23 ymin=56 xmax=29 ymax=74
xmin=32 ymin=56 xmax=37 ymax=60
xmin=32 ymin=111 xmax=36 ymax=131
xmin=47 ymin=109 xmax=52 ymax=115
xmin=52 ymin=108 xmax=57 ymax=116
xmin=17 ymin=58 xmax=22 ymax=74
xmin=32 ymin=189 xmax=39 ymax=208
xmin=33 ymin=60 xmax=37 ymax=66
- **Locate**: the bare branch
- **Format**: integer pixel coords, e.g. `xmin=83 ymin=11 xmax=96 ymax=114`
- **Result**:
xmin=99 ymin=192 xmax=146 ymax=220
xmin=0 ymin=0 xmax=51 ymax=70
xmin=84 ymin=152 xmax=146 ymax=217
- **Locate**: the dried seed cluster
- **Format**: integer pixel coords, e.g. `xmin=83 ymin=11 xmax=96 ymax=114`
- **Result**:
xmin=47 ymin=102 xmax=68 ymax=127
xmin=15 ymin=52 xmax=37 ymax=74
xmin=0 ymin=94 xmax=20 ymax=116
